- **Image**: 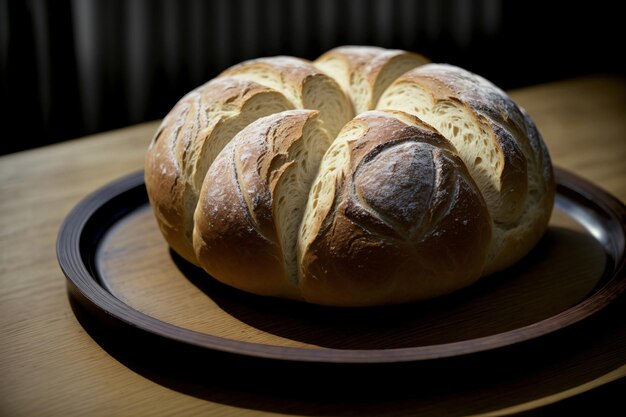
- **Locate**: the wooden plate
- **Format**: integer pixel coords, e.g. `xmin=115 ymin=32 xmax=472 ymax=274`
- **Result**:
xmin=57 ymin=168 xmax=626 ymax=364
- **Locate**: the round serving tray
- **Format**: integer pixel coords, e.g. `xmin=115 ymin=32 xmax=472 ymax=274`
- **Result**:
xmin=57 ymin=168 xmax=626 ymax=365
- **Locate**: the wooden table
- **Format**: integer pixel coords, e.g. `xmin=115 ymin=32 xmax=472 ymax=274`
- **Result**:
xmin=1 ymin=75 xmax=625 ymax=416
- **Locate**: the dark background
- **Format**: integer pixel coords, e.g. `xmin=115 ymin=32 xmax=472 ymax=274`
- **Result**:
xmin=1 ymin=0 xmax=623 ymax=155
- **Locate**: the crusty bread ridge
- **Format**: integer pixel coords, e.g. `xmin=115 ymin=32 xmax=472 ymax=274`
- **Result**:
xmin=298 ymin=111 xmax=492 ymax=306
xmin=145 ymin=77 xmax=294 ymax=263
xmin=193 ymin=110 xmax=332 ymax=299
xmin=377 ymin=64 xmax=555 ymax=274
xmin=314 ymin=46 xmax=430 ymax=114
xmin=145 ymin=46 xmax=555 ymax=306
xmin=220 ymin=56 xmax=354 ymax=138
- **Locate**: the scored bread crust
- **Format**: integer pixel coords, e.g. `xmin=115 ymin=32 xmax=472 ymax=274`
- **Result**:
xmin=315 ymin=46 xmax=430 ymax=114
xmin=145 ymin=77 xmax=294 ymax=263
xmin=377 ymin=64 xmax=555 ymax=274
xmin=193 ymin=110 xmax=331 ymax=300
xmin=298 ymin=112 xmax=492 ymax=306
xmin=220 ymin=56 xmax=354 ymax=138
xmin=145 ymin=46 xmax=555 ymax=307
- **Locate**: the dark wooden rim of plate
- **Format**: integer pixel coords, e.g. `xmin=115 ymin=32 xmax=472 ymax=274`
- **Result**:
xmin=57 ymin=167 xmax=626 ymax=364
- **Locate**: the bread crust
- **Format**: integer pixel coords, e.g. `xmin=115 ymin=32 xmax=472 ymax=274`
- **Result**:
xmin=484 ymin=108 xmax=555 ymax=274
xmin=377 ymin=64 xmax=555 ymax=274
xmin=221 ymin=56 xmax=354 ymax=137
xmin=379 ymin=65 xmax=529 ymax=223
xmin=193 ymin=110 xmax=327 ymax=300
xmin=145 ymin=78 xmax=294 ymax=264
xmin=299 ymin=112 xmax=492 ymax=306
xmin=145 ymin=47 xmax=555 ymax=306
xmin=315 ymin=46 xmax=430 ymax=113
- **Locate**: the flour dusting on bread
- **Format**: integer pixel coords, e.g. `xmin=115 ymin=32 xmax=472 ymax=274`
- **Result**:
xmin=145 ymin=46 xmax=555 ymax=306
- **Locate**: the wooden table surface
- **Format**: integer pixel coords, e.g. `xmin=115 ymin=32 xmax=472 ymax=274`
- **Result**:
xmin=1 ymin=75 xmax=625 ymax=416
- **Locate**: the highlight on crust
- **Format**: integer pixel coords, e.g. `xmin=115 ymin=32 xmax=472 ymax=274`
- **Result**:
xmin=145 ymin=46 xmax=555 ymax=307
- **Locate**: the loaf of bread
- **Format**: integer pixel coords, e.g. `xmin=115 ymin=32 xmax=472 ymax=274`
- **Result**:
xmin=145 ymin=46 xmax=555 ymax=307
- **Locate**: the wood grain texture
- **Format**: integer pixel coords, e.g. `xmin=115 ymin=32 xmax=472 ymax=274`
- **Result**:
xmin=1 ymin=76 xmax=625 ymax=416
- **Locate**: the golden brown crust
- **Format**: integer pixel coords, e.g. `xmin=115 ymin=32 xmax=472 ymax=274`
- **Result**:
xmin=145 ymin=88 xmax=201 ymax=263
xmin=220 ymin=56 xmax=354 ymax=137
xmin=299 ymin=112 xmax=492 ymax=306
xmin=483 ymin=110 xmax=556 ymax=275
xmin=144 ymin=77 xmax=294 ymax=264
xmin=145 ymin=47 xmax=555 ymax=307
xmin=220 ymin=56 xmax=320 ymax=96
xmin=193 ymin=110 xmax=323 ymax=300
xmin=315 ymin=46 xmax=430 ymax=113
xmin=384 ymin=66 xmax=529 ymax=224
xmin=377 ymin=64 xmax=555 ymax=275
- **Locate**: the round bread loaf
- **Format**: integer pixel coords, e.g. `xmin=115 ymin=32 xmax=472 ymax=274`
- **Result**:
xmin=145 ymin=46 xmax=555 ymax=307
